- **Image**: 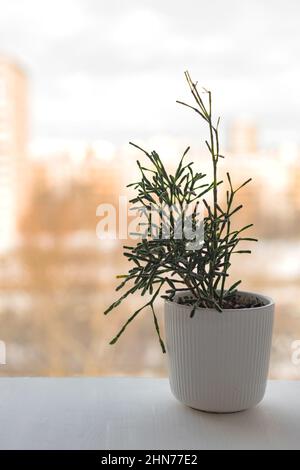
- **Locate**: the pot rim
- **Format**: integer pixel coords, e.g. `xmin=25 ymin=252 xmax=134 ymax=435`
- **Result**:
xmin=164 ymin=290 xmax=274 ymax=313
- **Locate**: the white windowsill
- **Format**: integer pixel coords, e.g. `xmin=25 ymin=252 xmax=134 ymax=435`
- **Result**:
xmin=0 ymin=377 xmax=299 ymax=450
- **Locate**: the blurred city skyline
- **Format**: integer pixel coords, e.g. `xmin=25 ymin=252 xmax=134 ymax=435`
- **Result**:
xmin=1 ymin=52 xmax=300 ymax=252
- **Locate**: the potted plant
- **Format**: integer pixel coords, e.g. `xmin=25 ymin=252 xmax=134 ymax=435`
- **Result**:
xmin=105 ymin=71 xmax=274 ymax=413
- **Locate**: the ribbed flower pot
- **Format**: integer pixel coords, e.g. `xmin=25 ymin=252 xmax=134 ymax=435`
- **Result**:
xmin=165 ymin=292 xmax=274 ymax=413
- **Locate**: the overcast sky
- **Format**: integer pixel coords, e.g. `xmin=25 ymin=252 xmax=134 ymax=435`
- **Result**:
xmin=0 ymin=0 xmax=299 ymax=149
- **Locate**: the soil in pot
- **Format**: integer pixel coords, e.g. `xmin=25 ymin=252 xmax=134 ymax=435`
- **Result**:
xmin=174 ymin=291 xmax=266 ymax=310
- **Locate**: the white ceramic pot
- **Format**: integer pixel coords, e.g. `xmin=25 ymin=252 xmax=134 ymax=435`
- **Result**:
xmin=165 ymin=291 xmax=274 ymax=413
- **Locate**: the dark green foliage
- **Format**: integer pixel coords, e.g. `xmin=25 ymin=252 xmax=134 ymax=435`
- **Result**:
xmin=104 ymin=71 xmax=257 ymax=352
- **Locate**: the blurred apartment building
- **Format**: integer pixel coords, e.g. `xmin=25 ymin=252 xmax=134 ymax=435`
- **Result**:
xmin=0 ymin=56 xmax=28 ymax=253
xmin=226 ymin=120 xmax=300 ymax=237
xmin=229 ymin=119 xmax=258 ymax=155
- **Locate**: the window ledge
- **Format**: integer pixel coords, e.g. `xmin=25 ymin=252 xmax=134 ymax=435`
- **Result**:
xmin=0 ymin=377 xmax=299 ymax=450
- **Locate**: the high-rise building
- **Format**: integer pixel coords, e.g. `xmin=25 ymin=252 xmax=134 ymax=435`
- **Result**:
xmin=229 ymin=120 xmax=258 ymax=155
xmin=0 ymin=56 xmax=28 ymax=252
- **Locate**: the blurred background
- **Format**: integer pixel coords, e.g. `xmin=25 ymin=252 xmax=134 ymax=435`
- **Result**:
xmin=0 ymin=0 xmax=300 ymax=378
